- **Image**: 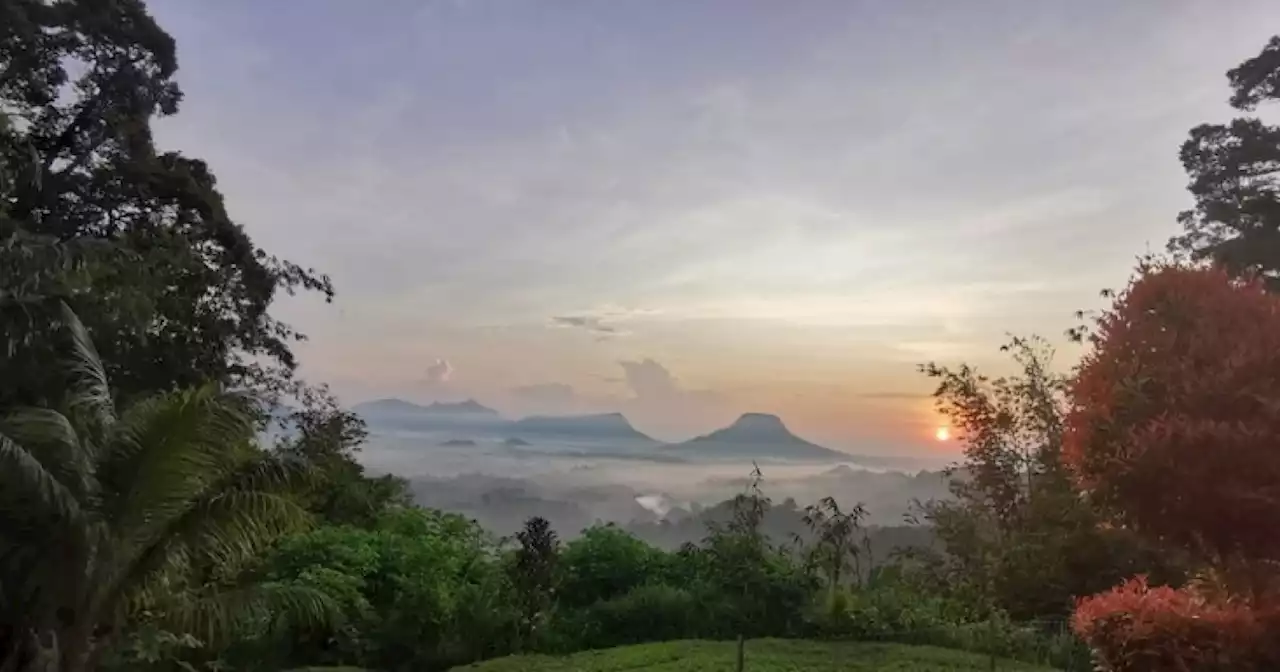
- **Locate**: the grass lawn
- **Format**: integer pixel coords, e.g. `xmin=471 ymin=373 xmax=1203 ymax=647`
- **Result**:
xmin=448 ymin=639 xmax=1059 ymax=671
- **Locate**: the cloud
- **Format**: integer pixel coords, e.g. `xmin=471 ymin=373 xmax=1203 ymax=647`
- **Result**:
xmin=619 ymin=358 xmax=679 ymax=399
xmin=503 ymin=381 xmax=595 ymax=417
xmin=424 ymin=358 xmax=454 ymax=384
xmin=616 ymin=358 xmax=729 ymax=438
xmin=497 ymin=359 xmax=729 ymax=439
xmin=548 ymin=307 xmax=655 ymax=339
xmin=550 ymin=315 xmax=619 ymax=336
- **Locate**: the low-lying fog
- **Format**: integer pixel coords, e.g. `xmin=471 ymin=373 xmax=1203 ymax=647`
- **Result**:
xmin=357 ymin=427 xmax=954 ymax=544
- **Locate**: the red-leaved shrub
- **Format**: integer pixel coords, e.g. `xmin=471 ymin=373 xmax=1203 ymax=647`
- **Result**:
xmin=1072 ymin=576 xmax=1278 ymax=671
xmin=1065 ymin=264 xmax=1280 ymax=582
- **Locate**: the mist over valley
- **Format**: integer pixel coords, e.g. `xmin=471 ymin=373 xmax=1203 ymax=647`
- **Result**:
xmin=350 ymin=397 xmax=954 ymax=549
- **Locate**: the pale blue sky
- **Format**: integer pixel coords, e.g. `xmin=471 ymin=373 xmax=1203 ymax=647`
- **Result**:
xmin=148 ymin=0 xmax=1280 ymax=453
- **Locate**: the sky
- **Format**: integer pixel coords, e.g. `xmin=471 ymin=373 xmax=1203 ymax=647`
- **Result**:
xmin=146 ymin=0 xmax=1280 ymax=454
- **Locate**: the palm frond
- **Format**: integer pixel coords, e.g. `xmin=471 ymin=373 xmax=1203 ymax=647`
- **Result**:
xmin=57 ymin=301 xmax=115 ymax=432
xmin=0 ymin=430 xmax=85 ymax=529
xmin=229 ymin=453 xmax=317 ymax=499
xmin=106 ymin=485 xmax=312 ymax=622
xmin=101 ymin=385 xmax=256 ymax=540
xmin=279 ymin=668 xmax=370 ymax=672
xmin=183 ymin=490 xmax=313 ymax=572
xmin=0 ymin=407 xmax=96 ymax=501
xmin=155 ymin=583 xmax=341 ymax=650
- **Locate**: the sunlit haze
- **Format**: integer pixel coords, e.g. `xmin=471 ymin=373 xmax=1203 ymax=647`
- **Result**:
xmin=147 ymin=0 xmax=1280 ymax=456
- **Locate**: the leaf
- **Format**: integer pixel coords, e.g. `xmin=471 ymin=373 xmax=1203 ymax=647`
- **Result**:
xmin=57 ymin=300 xmax=115 ymax=433
xmin=0 ymin=430 xmax=84 ymax=530
xmin=157 ymin=583 xmax=342 ymax=649
xmin=0 ymin=407 xmax=95 ymax=500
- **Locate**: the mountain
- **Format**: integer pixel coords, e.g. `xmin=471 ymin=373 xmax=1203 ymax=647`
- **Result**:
xmin=353 ymin=398 xmax=499 ymax=416
xmin=352 ymin=398 xmax=503 ymax=431
xmin=667 ymin=413 xmax=846 ymax=461
xmin=508 ymin=412 xmax=655 ymax=443
xmin=352 ymin=398 xmax=428 ymax=415
xmin=424 ymin=399 xmax=500 ymax=416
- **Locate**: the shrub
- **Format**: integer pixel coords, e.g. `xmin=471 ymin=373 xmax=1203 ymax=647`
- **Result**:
xmin=1072 ymin=575 xmax=1280 ymax=671
xmin=542 ymin=584 xmax=702 ymax=651
xmin=804 ymin=581 xmax=1093 ymax=670
xmin=1066 ymin=264 xmax=1280 ymax=589
xmin=559 ymin=525 xmax=668 ymax=608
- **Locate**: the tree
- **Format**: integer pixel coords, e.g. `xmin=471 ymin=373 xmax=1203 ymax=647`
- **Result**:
xmin=260 ymin=508 xmax=515 ymax=672
xmin=0 ymin=304 xmax=330 ymax=672
xmin=558 ymin=525 xmax=666 ymax=608
xmin=1170 ymin=35 xmax=1280 ymax=289
xmin=1065 ymin=263 xmax=1280 ymax=602
xmin=695 ymin=467 xmax=815 ymax=638
xmin=910 ymin=337 xmax=1175 ymax=620
xmin=0 ymin=0 xmax=332 ymax=408
xmin=273 ymin=396 xmax=412 ymax=528
xmin=509 ymin=517 xmax=560 ymax=649
xmin=796 ymin=497 xmax=872 ymax=591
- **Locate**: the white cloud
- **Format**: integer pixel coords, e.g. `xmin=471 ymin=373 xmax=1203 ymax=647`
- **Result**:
xmin=425 ymin=358 xmax=454 ymax=385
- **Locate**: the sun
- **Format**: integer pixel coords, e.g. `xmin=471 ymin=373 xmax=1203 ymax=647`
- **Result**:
xmin=934 ymin=426 xmax=951 ymax=442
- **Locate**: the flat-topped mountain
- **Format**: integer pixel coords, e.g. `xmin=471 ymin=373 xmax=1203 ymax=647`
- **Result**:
xmin=354 ymin=398 xmax=499 ymax=416
xmin=509 ymin=412 xmax=655 ymax=443
xmin=668 ymin=413 xmax=846 ymax=461
xmin=352 ymin=398 xmax=504 ymax=432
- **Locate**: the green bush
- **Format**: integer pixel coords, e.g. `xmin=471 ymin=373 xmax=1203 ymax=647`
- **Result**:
xmin=545 ymin=584 xmax=702 ymax=651
xmin=802 ymin=581 xmax=1092 ymax=671
xmin=559 ymin=525 xmax=670 ymax=608
xmin=255 ymin=508 xmax=519 ymax=671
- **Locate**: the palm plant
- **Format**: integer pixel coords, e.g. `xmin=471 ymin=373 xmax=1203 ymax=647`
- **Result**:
xmin=0 ymin=303 xmax=332 ymax=672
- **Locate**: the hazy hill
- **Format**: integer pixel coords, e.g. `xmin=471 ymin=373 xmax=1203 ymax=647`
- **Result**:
xmin=666 ymin=412 xmax=847 ymax=461
xmin=508 ymin=412 xmax=655 ymax=443
xmin=354 ymin=398 xmax=500 ymax=417
xmin=353 ymin=397 xmax=504 ymax=432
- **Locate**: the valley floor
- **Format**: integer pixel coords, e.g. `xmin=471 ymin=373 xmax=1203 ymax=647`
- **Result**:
xmin=447 ymin=639 xmax=1059 ymax=671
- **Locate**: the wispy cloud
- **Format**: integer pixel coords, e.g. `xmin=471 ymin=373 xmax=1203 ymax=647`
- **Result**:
xmin=549 ymin=315 xmax=623 ymax=337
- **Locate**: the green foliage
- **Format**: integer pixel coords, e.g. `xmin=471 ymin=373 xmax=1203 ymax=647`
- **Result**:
xmin=803 ymin=579 xmax=1091 ymax=671
xmin=508 ymin=516 xmax=561 ymax=648
xmin=559 ymin=524 xmax=669 ymax=608
xmin=0 ymin=305 xmax=331 ymax=672
xmin=689 ymin=466 xmax=818 ymax=638
xmin=1170 ymin=35 xmax=1280 ymax=289
xmin=797 ymin=497 xmax=873 ymax=589
xmin=99 ymin=623 xmax=205 ymax=672
xmin=449 ymin=639 xmax=1058 ymax=672
xmin=256 ymin=508 xmax=517 ymax=672
xmin=543 ymin=585 xmax=701 ymax=652
xmin=0 ymin=0 xmax=332 ymax=410
xmin=908 ymin=336 xmax=1180 ymax=621
xmin=273 ymin=395 xmax=412 ymax=528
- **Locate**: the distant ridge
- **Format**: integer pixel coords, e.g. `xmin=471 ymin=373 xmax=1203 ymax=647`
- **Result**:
xmin=509 ymin=412 xmax=655 ymax=443
xmin=668 ymin=413 xmax=846 ymax=461
xmin=353 ymin=397 xmax=500 ymax=417
xmin=351 ymin=398 xmax=504 ymax=434
xmin=424 ymin=399 xmax=500 ymax=416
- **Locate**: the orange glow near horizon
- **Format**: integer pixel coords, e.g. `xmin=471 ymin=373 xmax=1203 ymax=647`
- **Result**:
xmin=935 ymin=426 xmax=951 ymax=442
